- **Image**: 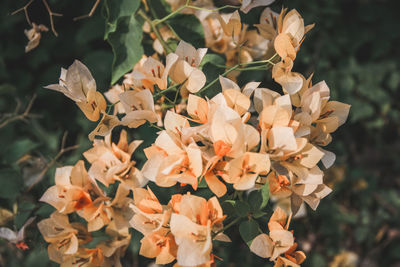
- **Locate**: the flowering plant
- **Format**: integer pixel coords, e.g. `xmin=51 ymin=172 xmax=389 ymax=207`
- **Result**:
xmin=5 ymin=0 xmax=350 ymax=266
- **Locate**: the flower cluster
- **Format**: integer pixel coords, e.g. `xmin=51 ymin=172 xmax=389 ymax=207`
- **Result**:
xmin=164 ymin=0 xmax=277 ymax=81
xmin=38 ymin=2 xmax=350 ymax=267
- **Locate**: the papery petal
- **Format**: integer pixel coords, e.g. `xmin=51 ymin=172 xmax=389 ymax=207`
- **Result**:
xmin=249 ymin=234 xmax=273 ymax=258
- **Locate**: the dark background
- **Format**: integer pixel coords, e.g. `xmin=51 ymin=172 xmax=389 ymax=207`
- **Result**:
xmin=0 ymin=0 xmax=400 ymax=266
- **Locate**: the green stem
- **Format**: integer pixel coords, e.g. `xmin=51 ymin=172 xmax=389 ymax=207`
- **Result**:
xmin=138 ymin=9 xmax=173 ymax=53
xmin=149 ymin=122 xmax=164 ymax=131
xmin=196 ymin=54 xmax=279 ymax=95
xmin=153 ymin=83 xmax=181 ymax=99
xmin=196 ymin=65 xmax=240 ymax=95
xmin=214 ymin=217 xmax=242 ymax=237
xmin=154 ymin=5 xmax=187 ymax=25
xmin=186 ymin=5 xmax=239 ymax=12
xmin=106 ymin=100 xmax=120 ymax=114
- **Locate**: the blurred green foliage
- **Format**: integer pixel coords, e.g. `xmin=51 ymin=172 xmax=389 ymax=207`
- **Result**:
xmin=0 ymin=0 xmax=399 ymax=266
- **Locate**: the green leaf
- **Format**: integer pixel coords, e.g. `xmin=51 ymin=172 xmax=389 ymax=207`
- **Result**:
xmin=200 ymin=53 xmax=225 ymax=69
xmin=168 ymin=14 xmax=205 ymax=48
xmin=221 ymin=200 xmax=236 ymax=217
xmin=248 ymin=190 xmax=262 ymax=211
xmin=198 ymin=178 xmax=208 ymax=188
xmin=103 ymin=0 xmax=141 ymax=39
xmin=15 ymin=201 xmax=36 ymax=228
xmin=0 ymin=168 xmax=23 ymax=199
xmin=235 ymin=200 xmax=250 ymax=218
xmin=260 ymin=181 xmax=270 ymax=210
xmin=247 ymin=182 xmax=270 ymax=213
xmin=108 ymin=15 xmax=144 ymax=84
xmin=239 ymin=220 xmax=260 ymax=246
xmin=253 ymin=210 xmax=268 ymax=219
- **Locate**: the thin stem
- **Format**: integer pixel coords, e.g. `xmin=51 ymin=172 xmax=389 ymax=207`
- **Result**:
xmin=196 ymin=54 xmax=279 ymax=95
xmin=138 ymin=9 xmax=173 ymax=53
xmin=11 ymin=0 xmax=35 ymax=26
xmin=196 ymin=65 xmax=240 ymax=95
xmin=0 ymin=95 xmax=37 ymax=129
xmin=213 ymin=217 xmax=242 ymax=237
xmin=153 ymin=83 xmax=181 ymax=99
xmin=153 ymin=5 xmax=187 ymax=25
xmin=186 ymin=5 xmax=239 ymax=12
xmin=42 ymin=0 xmax=63 ymax=36
xmin=73 ymin=0 xmax=101 ymax=21
xmin=106 ymin=100 xmax=120 ymax=114
xmin=149 ymin=122 xmax=164 ymax=131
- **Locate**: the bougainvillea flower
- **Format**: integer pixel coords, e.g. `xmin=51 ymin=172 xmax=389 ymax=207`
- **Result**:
xmin=139 ymin=227 xmax=178 ymax=265
xmin=203 ymin=159 xmax=229 ymax=197
xmin=169 ymin=195 xmax=225 ymax=267
xmin=274 ymin=243 xmax=306 ymax=267
xmin=218 ymin=11 xmax=242 ymax=38
xmin=24 ymin=23 xmax=48 ymax=52
xmin=141 ymin=126 xmax=203 ymax=189
xmin=45 ymin=60 xmax=107 ymax=121
xmin=272 ymin=58 xmax=303 ymax=95
xmin=129 ymin=187 xmax=169 ymax=236
xmin=273 ymin=9 xmax=314 ymax=61
xmin=84 ymin=130 xmax=144 ymax=187
xmin=298 ymin=80 xmax=331 ymax=122
xmin=201 ymin=13 xmax=230 ymax=54
xmin=226 ymin=152 xmax=270 ymax=190
xmin=125 ymin=54 xmax=178 ymax=91
xmin=256 ymin=7 xmax=280 ymax=41
xmin=39 ymin=160 xmax=103 ymax=214
xmin=88 ymin=113 xmax=121 ymax=141
xmin=104 ymin=84 xmax=126 ymax=114
xmin=242 ymin=29 xmax=272 ymax=61
xmin=170 ymin=214 xmax=212 ymax=266
xmin=209 ymin=105 xmax=247 ymax=158
xmin=250 ymin=207 xmax=299 ymax=262
xmin=219 ymin=76 xmax=251 ymax=116
xmin=38 ymin=212 xmax=92 ymax=264
xmin=258 ymin=97 xmax=292 ymax=130
xmin=315 ymin=101 xmax=351 ymax=134
xmin=187 ymin=94 xmax=209 ymax=123
xmin=169 ymin=41 xmax=207 ymax=95
xmin=176 ymin=194 xmax=226 ymax=231
xmin=268 ymin=172 xmax=292 ymax=198
xmin=119 ymin=89 xmax=158 ymax=128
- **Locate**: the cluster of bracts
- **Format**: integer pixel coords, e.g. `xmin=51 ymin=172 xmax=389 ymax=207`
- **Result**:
xmin=36 ymin=1 xmax=350 ymax=266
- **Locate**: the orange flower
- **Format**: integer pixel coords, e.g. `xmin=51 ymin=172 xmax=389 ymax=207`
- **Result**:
xmin=38 ymin=212 xmax=92 ymax=264
xmin=139 ymin=227 xmax=178 ymax=264
xmin=141 ymin=118 xmax=203 ymax=189
xmin=250 ymin=208 xmax=304 ymax=264
xmin=129 ymin=187 xmax=169 ymax=236
xmin=39 ymin=160 xmax=103 ymax=214
xmin=119 ymin=89 xmax=159 ymax=128
xmin=170 ymin=194 xmax=226 ymax=266
xmin=227 ymin=152 xmax=270 ymax=190
xmin=125 ymin=54 xmax=178 ymax=91
xmin=169 ymin=41 xmax=207 ymax=95
xmin=84 ymin=130 xmax=145 ymax=189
